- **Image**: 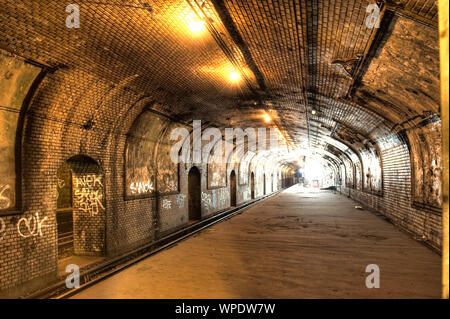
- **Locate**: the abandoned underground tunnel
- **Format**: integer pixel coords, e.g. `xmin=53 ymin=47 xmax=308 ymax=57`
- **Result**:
xmin=0 ymin=0 xmax=448 ymax=300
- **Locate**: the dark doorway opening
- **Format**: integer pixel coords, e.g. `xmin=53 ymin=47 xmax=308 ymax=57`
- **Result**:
xmin=251 ymin=172 xmax=255 ymax=199
xmin=188 ymin=166 xmax=201 ymax=221
xmin=230 ymin=170 xmax=237 ymax=206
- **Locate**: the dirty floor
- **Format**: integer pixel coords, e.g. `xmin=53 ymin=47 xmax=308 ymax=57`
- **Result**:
xmin=71 ymin=186 xmax=441 ymax=299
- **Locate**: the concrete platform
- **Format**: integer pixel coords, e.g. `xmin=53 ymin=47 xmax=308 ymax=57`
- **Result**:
xmin=71 ymin=186 xmax=441 ymax=299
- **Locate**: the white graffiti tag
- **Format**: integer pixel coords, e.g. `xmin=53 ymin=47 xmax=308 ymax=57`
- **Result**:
xmin=75 ymin=175 xmax=105 ymax=216
xmin=201 ymin=192 xmax=212 ymax=210
xmin=57 ymin=178 xmax=66 ymax=189
xmin=176 ymin=194 xmax=186 ymax=209
xmin=17 ymin=212 xmax=49 ymax=238
xmin=0 ymin=184 xmax=11 ymax=209
xmin=74 ymin=188 xmax=105 ymax=216
xmin=129 ymin=180 xmax=154 ymax=195
xmin=162 ymin=199 xmax=172 ymax=210
xmin=75 ymin=175 xmax=102 ymax=188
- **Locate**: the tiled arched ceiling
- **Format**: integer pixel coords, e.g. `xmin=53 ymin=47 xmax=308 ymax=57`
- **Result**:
xmin=0 ymin=0 xmax=440 ymax=163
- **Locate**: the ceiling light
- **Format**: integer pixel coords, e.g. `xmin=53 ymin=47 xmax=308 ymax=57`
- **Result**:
xmin=264 ymin=114 xmax=272 ymax=123
xmin=189 ymin=20 xmax=206 ymax=34
xmin=229 ymin=71 xmax=241 ymax=83
xmin=311 ymin=109 xmax=317 ymax=115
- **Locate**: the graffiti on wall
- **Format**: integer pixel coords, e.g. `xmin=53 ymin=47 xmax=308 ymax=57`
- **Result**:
xmin=162 ymin=199 xmax=171 ymax=210
xmin=201 ymin=189 xmax=228 ymax=211
xmin=129 ymin=180 xmax=154 ymax=195
xmin=176 ymin=194 xmax=186 ymax=208
xmin=57 ymin=163 xmax=72 ymax=208
xmin=201 ymin=192 xmax=213 ymax=210
xmin=74 ymin=174 xmax=105 ymax=216
xmin=0 ymin=213 xmax=50 ymax=240
xmin=126 ymin=112 xmax=184 ymax=197
xmin=17 ymin=212 xmax=49 ymax=238
xmin=125 ymin=112 xmax=163 ymax=197
xmin=0 ymin=184 xmax=11 ymax=210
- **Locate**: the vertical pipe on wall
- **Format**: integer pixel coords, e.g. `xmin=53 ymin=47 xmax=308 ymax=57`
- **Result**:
xmin=439 ymin=0 xmax=449 ymax=299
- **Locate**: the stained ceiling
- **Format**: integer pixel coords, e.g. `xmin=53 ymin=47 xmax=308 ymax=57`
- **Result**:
xmin=0 ymin=0 xmax=440 ymax=165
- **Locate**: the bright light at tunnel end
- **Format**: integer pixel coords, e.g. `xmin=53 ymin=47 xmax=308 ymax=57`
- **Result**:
xmin=168 ymin=121 xmax=304 ymax=165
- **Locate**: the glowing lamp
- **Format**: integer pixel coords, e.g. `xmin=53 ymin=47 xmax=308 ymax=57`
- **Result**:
xmin=189 ymin=20 xmax=206 ymax=34
xmin=229 ymin=71 xmax=241 ymax=83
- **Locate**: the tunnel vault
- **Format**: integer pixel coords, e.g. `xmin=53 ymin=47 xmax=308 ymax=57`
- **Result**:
xmin=0 ymin=0 xmax=447 ymax=298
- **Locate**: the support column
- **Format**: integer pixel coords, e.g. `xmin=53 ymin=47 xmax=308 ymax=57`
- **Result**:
xmin=439 ymin=0 xmax=449 ymax=299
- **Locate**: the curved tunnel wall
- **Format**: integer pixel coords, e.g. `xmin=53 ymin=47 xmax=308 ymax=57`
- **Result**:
xmin=0 ymin=2 xmax=445 ymax=298
xmin=0 ymin=41 xmax=443 ymax=299
xmin=0 ymin=64 xmax=297 ymax=296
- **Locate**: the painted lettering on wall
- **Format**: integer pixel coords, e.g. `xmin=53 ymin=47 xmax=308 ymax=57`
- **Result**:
xmin=74 ymin=174 xmax=105 ymax=216
xmin=162 ymin=199 xmax=171 ymax=210
xmin=57 ymin=178 xmax=65 ymax=189
xmin=129 ymin=180 xmax=154 ymax=195
xmin=75 ymin=175 xmax=102 ymax=188
xmin=0 ymin=184 xmax=11 ymax=209
xmin=176 ymin=194 xmax=186 ymax=209
xmin=17 ymin=212 xmax=49 ymax=238
xmin=201 ymin=192 xmax=212 ymax=210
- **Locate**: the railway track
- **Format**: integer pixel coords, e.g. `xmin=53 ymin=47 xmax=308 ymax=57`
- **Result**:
xmin=25 ymin=190 xmax=283 ymax=299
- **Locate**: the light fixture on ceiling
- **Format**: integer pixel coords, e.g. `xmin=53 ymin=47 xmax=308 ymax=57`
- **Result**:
xmin=311 ymin=109 xmax=317 ymax=115
xmin=229 ymin=71 xmax=241 ymax=83
xmin=264 ymin=113 xmax=272 ymax=123
xmin=189 ymin=19 xmax=206 ymax=34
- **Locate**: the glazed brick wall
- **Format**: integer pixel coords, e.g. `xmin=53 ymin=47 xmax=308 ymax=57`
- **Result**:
xmin=70 ymin=168 xmax=105 ymax=256
xmin=341 ymin=139 xmax=442 ymax=251
xmin=0 ymin=68 xmax=159 ymax=296
xmin=0 ymin=67 xmax=284 ymax=297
